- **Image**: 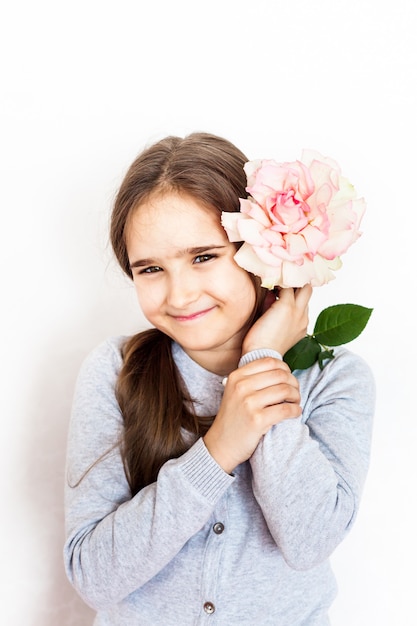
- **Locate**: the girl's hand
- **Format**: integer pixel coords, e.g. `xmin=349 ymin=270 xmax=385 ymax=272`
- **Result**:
xmin=203 ymin=357 xmax=301 ymax=473
xmin=242 ymin=285 xmax=312 ymax=357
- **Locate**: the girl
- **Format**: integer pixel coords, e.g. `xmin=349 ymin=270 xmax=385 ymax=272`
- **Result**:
xmin=64 ymin=132 xmax=374 ymax=625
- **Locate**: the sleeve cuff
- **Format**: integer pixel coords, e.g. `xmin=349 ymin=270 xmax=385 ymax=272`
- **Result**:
xmin=238 ymin=348 xmax=283 ymax=367
xmin=179 ymin=437 xmax=234 ymax=502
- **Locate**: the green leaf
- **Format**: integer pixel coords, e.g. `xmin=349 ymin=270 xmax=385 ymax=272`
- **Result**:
xmin=313 ymin=304 xmax=373 ymax=346
xmin=318 ymin=348 xmax=334 ymax=370
xmin=283 ymin=336 xmax=321 ymax=371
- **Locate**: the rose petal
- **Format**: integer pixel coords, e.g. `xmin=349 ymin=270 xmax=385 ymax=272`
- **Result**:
xmin=253 ymin=245 xmax=287 ymax=267
xmin=299 ymin=223 xmax=329 ymax=254
xmin=221 ymin=211 xmax=241 ymax=242
xmin=240 ymin=198 xmax=271 ymax=227
xmin=280 ymin=259 xmax=316 ymax=288
xmin=233 ymin=244 xmax=282 ymax=288
xmin=238 ymin=217 xmax=269 ymax=246
xmin=244 ymin=159 xmax=262 ymax=187
xmin=309 ymin=255 xmax=339 ymax=286
xmin=319 ymin=228 xmax=362 ymax=259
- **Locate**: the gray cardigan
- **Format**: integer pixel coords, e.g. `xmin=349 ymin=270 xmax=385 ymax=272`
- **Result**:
xmin=64 ymin=336 xmax=375 ymax=625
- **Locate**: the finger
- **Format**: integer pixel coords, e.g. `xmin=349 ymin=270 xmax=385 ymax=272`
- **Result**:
xmin=274 ymin=286 xmax=295 ymax=302
xmin=231 ymin=367 xmax=299 ymax=397
xmin=237 ymin=382 xmax=301 ymax=420
xmin=255 ymin=382 xmax=301 ymax=407
xmin=234 ymin=356 xmax=291 ymax=379
xmin=294 ymin=284 xmax=313 ymax=307
xmin=263 ymin=400 xmax=302 ymax=425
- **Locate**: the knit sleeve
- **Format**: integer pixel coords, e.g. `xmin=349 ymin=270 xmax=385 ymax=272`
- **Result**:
xmin=63 ymin=338 xmax=234 ymax=611
xmin=239 ymin=348 xmax=283 ymax=366
xmin=249 ymin=348 xmax=375 ymax=571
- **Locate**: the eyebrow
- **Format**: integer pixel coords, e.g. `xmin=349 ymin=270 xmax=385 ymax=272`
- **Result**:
xmin=129 ymin=245 xmax=227 ymax=269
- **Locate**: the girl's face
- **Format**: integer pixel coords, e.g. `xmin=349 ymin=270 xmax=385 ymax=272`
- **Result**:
xmin=126 ymin=192 xmax=256 ymax=374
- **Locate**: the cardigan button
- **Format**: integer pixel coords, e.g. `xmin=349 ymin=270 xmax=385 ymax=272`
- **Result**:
xmin=213 ymin=522 xmax=225 ymax=534
xmin=203 ymin=601 xmax=215 ymax=614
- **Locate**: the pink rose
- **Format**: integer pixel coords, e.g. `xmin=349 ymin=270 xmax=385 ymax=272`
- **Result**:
xmin=221 ymin=150 xmax=365 ymax=288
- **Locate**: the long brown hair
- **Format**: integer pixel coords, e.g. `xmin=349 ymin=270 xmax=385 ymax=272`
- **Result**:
xmin=111 ymin=132 xmax=266 ymax=494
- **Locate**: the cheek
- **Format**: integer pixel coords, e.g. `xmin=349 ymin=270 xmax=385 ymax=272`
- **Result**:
xmin=228 ymin=272 xmax=257 ymax=312
xmin=134 ymin=283 xmax=160 ymax=317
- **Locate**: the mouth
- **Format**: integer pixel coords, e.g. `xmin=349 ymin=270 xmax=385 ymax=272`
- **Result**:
xmin=171 ymin=306 xmax=216 ymax=322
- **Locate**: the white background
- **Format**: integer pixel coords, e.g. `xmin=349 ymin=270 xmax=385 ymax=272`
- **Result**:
xmin=1 ymin=1 xmax=416 ymax=624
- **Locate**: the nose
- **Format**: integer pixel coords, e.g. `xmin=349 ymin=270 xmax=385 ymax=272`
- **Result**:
xmin=166 ymin=270 xmax=200 ymax=310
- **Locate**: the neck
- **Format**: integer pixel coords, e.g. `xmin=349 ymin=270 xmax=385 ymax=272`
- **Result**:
xmin=183 ymin=346 xmax=241 ymax=377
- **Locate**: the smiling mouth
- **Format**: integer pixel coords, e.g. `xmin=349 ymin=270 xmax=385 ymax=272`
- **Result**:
xmin=172 ymin=307 xmax=216 ymax=322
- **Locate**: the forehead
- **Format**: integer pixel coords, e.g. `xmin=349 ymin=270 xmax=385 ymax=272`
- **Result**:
xmin=126 ymin=193 xmax=227 ymax=251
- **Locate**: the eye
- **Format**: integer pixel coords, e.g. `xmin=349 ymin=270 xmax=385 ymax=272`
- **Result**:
xmin=194 ymin=254 xmax=216 ymax=264
xmin=139 ymin=265 xmax=163 ymax=274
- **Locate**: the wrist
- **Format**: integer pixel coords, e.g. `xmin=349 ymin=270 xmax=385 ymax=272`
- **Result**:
xmin=203 ymin=431 xmax=237 ymax=475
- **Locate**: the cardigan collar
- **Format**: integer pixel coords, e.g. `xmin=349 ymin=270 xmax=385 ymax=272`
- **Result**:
xmin=171 ymin=342 xmax=225 ymax=417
